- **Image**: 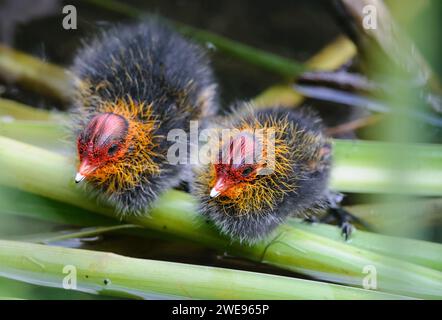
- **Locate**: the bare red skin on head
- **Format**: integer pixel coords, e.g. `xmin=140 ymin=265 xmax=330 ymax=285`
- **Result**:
xmin=77 ymin=113 xmax=129 ymax=177
xmin=212 ymin=132 xmax=259 ymax=197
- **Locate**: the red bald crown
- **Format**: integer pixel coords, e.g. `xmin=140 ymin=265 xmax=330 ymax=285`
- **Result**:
xmin=76 ymin=113 xmax=129 ymax=181
xmin=211 ymin=132 xmax=263 ymax=198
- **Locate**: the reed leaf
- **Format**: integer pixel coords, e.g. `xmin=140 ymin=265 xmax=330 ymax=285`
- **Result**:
xmin=0 ymin=240 xmax=410 ymax=299
xmin=0 ymin=136 xmax=441 ymax=298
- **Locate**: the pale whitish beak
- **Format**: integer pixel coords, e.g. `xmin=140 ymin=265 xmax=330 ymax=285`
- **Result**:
xmin=210 ymin=188 xmax=220 ymax=198
xmin=75 ymin=172 xmax=86 ymax=183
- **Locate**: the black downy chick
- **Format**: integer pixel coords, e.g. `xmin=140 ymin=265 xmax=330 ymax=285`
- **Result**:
xmin=71 ymin=18 xmax=218 ymax=214
xmin=192 ymin=103 xmax=334 ymax=244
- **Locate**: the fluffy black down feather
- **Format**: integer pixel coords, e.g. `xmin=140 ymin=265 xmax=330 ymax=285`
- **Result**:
xmin=71 ymin=18 xmax=218 ymax=214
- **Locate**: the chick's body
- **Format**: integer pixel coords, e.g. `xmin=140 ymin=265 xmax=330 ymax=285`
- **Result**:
xmin=192 ymin=105 xmax=331 ymax=243
xmin=71 ymin=19 xmax=218 ymax=214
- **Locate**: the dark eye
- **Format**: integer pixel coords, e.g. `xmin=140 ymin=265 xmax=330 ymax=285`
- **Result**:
xmin=242 ymin=167 xmax=253 ymax=177
xmin=108 ymin=144 xmax=119 ymax=155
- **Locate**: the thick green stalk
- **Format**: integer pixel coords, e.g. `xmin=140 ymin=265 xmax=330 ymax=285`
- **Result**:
xmin=0 ymin=240 xmax=404 ymax=300
xmin=11 ymin=225 xmax=138 ymax=244
xmin=331 ymin=139 xmax=442 ymax=195
xmin=289 ymin=219 xmax=442 ymax=271
xmin=0 ymin=46 xmax=73 ymax=103
xmin=0 ymin=276 xmax=106 ymax=300
xmin=0 ymin=98 xmax=60 ymax=121
xmin=0 ymin=136 xmax=441 ymax=298
xmin=0 ymin=185 xmax=115 ymax=227
xmin=347 ymin=199 xmax=442 ymax=229
xmin=2 ymin=185 xmax=441 ymax=271
xmin=0 ymin=120 xmax=66 ymax=152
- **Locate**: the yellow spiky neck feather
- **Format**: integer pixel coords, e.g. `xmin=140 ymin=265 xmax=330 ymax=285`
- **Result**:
xmin=200 ymin=114 xmax=303 ymax=216
xmin=87 ymin=98 xmax=161 ymax=194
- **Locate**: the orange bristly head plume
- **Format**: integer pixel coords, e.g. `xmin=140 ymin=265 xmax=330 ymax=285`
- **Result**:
xmin=197 ymin=112 xmax=298 ymax=217
xmin=76 ymin=98 xmax=161 ymax=194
